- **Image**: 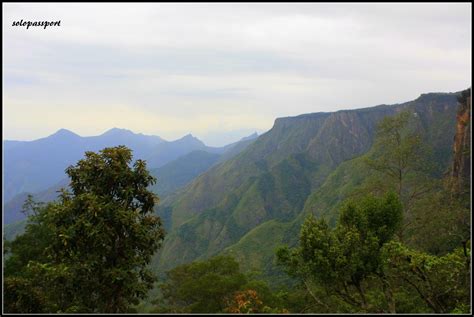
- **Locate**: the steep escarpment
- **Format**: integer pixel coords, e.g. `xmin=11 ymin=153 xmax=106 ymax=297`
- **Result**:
xmin=153 ymin=91 xmax=462 ymax=274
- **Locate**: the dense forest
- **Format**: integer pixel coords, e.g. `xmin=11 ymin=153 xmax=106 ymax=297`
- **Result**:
xmin=3 ymin=89 xmax=471 ymax=313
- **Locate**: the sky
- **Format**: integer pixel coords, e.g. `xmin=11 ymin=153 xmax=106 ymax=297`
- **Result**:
xmin=2 ymin=3 xmax=471 ymax=146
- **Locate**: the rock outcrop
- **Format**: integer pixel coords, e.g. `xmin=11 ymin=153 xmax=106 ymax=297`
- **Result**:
xmin=451 ymin=88 xmax=471 ymax=194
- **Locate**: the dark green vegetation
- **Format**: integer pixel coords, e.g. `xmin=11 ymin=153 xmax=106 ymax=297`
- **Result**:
xmin=277 ymin=193 xmax=404 ymax=312
xmin=151 ymin=256 xmax=287 ymax=313
xmin=3 ymin=89 xmax=471 ymax=313
xmin=271 ymin=94 xmax=471 ymax=312
xmin=277 ymin=191 xmax=470 ymax=313
xmin=4 ymin=146 xmax=165 ymax=313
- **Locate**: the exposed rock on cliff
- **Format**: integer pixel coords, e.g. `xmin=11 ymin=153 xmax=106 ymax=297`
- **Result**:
xmin=451 ymin=88 xmax=471 ymax=194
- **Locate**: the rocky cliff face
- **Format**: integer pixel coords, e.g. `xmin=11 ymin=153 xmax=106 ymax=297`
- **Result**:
xmin=451 ymin=89 xmax=471 ymax=194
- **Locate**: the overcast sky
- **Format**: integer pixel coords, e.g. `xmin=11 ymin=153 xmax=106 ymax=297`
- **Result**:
xmin=3 ymin=3 xmax=471 ymax=146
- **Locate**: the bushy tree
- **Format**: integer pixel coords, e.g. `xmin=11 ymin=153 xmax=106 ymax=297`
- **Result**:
xmin=157 ymin=256 xmax=247 ymax=313
xmin=383 ymin=241 xmax=470 ymax=313
xmin=277 ymin=192 xmax=402 ymax=312
xmin=4 ymin=146 xmax=165 ymax=313
xmin=155 ymin=255 xmax=285 ymax=313
xmin=277 ymin=191 xmax=470 ymax=313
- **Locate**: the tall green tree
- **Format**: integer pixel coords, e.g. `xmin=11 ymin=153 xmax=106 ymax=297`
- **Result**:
xmin=4 ymin=146 xmax=165 ymax=313
xmin=364 ymin=110 xmax=435 ymax=241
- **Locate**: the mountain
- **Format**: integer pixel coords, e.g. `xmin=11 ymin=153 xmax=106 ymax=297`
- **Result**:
xmin=3 ymin=178 xmax=70 ymax=225
xmin=144 ymin=134 xmax=207 ymax=168
xmin=151 ymin=91 xmax=462 ymax=278
xmin=144 ymin=132 xmax=260 ymax=168
xmin=3 ymin=132 xmax=259 ymax=226
xmin=3 ymin=91 xmax=463 ymax=282
xmin=150 ymin=150 xmax=221 ymax=198
xmin=216 ymin=132 xmax=259 ymax=163
xmin=3 ymin=129 xmax=258 ymax=203
xmin=3 ymin=128 xmax=165 ymax=202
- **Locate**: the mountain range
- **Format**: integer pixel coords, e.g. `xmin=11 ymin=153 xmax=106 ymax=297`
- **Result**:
xmin=3 ymin=90 xmax=466 ymax=284
xmin=3 ymin=131 xmax=259 ymax=225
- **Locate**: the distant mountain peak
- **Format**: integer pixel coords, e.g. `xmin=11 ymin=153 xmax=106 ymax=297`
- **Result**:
xmin=240 ymin=132 xmax=258 ymax=141
xmin=173 ymin=133 xmax=206 ymax=146
xmin=50 ymin=128 xmax=80 ymax=138
xmin=179 ymin=133 xmax=199 ymax=141
xmin=102 ymin=127 xmax=134 ymax=136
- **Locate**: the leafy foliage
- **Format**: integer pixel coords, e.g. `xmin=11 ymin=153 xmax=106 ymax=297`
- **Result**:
xmin=4 ymin=146 xmax=165 ymax=313
xmin=383 ymin=241 xmax=470 ymax=313
xmin=277 ymin=192 xmax=402 ymax=312
xmin=277 ymin=191 xmax=470 ymax=313
xmin=364 ymin=110 xmax=436 ymax=241
xmin=154 ymin=256 xmax=286 ymax=313
xmin=224 ymin=289 xmax=264 ymax=313
xmin=158 ymin=256 xmax=246 ymax=313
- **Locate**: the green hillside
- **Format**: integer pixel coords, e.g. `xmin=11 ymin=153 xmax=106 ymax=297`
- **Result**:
xmin=152 ymin=92 xmax=460 ymax=277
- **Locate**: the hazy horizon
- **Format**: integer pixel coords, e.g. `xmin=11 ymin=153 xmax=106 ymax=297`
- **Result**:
xmin=2 ymin=85 xmax=468 ymax=146
xmin=3 ymin=3 xmax=471 ymax=144
xmin=2 ymin=126 xmax=265 ymax=147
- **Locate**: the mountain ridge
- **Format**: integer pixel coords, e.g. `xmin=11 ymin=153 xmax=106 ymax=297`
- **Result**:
xmin=3 ymin=132 xmax=259 ymax=225
xmin=4 ymin=128 xmax=220 ymax=202
xmin=151 ymin=90 xmax=463 ymax=276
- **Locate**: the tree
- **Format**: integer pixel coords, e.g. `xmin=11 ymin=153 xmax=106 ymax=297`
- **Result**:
xmin=155 ymin=255 xmax=285 ymax=313
xmin=157 ymin=256 xmax=247 ymax=313
xmin=222 ymin=288 xmax=289 ymax=313
xmin=364 ymin=110 xmax=435 ymax=241
xmin=224 ymin=289 xmax=264 ymax=313
xmin=383 ymin=241 xmax=470 ymax=313
xmin=376 ymin=95 xmax=471 ymax=255
xmin=4 ymin=146 xmax=165 ymax=313
xmin=406 ymin=186 xmax=470 ymax=255
xmin=277 ymin=192 xmax=403 ymax=313
xmin=276 ymin=191 xmax=470 ymax=313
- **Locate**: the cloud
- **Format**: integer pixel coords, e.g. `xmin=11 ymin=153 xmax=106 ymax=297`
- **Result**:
xmin=3 ymin=3 xmax=471 ymax=144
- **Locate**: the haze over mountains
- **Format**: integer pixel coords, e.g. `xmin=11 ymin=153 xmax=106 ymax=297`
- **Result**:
xmin=3 ymin=130 xmax=259 ymax=224
xmin=3 ymin=128 xmax=261 ymax=202
xmin=2 ymin=90 xmax=467 ymax=281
